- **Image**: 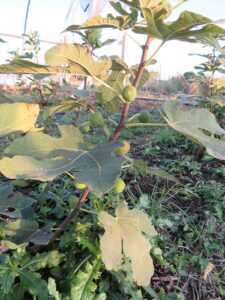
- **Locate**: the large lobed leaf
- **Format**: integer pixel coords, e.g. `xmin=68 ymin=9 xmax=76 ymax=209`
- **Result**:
xmin=0 ymin=126 xmax=125 ymax=195
xmin=0 ymin=103 xmax=39 ymax=137
xmin=0 ymin=44 xmax=112 ymax=77
xmin=98 ymin=202 xmax=157 ymax=286
xmin=0 ymin=59 xmax=68 ymax=74
xmin=45 ymin=44 xmax=112 ymax=77
xmin=98 ymin=71 xmax=124 ymax=102
xmin=134 ymin=2 xmax=225 ymax=43
xmin=65 ymin=16 xmax=124 ymax=31
xmin=43 ymin=98 xmax=82 ymax=117
xmin=4 ymin=125 xmax=83 ymax=158
xmin=164 ymin=101 xmax=225 ymax=160
xmin=65 ymin=15 xmax=133 ymax=32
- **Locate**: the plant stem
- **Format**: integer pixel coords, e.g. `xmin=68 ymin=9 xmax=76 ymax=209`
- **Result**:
xmin=121 ymin=29 xmax=142 ymax=48
xmin=109 ymin=102 xmax=131 ymax=141
xmin=74 ymin=106 xmax=81 ymax=126
xmin=173 ymin=0 xmax=188 ymax=10
xmin=50 ymin=188 xmax=90 ymax=242
xmin=80 ymin=208 xmax=98 ymax=215
xmin=126 ymin=122 xmax=168 ymax=128
xmin=127 ymin=113 xmax=139 ymax=123
xmin=109 ymin=36 xmax=152 ymax=141
xmin=50 ymin=36 xmax=164 ymax=242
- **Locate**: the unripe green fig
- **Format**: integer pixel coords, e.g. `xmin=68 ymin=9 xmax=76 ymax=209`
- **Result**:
xmin=122 ymin=85 xmax=137 ymax=102
xmin=115 ymin=140 xmax=130 ymax=156
xmin=96 ymin=40 xmax=102 ymax=48
xmin=138 ymin=110 xmax=151 ymax=123
xmin=82 ymin=125 xmax=90 ymax=133
xmin=151 ymin=247 xmax=162 ymax=257
xmin=113 ymin=178 xmax=125 ymax=193
xmin=90 ymin=112 xmax=104 ymax=127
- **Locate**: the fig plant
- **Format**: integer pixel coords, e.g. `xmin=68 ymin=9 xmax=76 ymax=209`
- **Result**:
xmin=0 ymin=0 xmax=225 ymax=289
xmin=184 ymin=45 xmax=225 ymax=96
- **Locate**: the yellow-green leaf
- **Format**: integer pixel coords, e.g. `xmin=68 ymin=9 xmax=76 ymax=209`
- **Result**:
xmin=0 ymin=129 xmax=124 ymax=195
xmin=164 ymin=101 xmax=225 ymax=160
xmin=134 ymin=7 xmax=225 ymax=44
xmin=4 ymin=125 xmax=83 ymax=158
xmin=0 ymin=59 xmax=68 ymax=74
xmin=0 ymin=103 xmax=39 ymax=137
xmin=65 ymin=16 xmax=125 ymax=31
xmin=98 ymin=202 xmax=157 ymax=286
xmin=45 ymin=44 xmax=111 ymax=76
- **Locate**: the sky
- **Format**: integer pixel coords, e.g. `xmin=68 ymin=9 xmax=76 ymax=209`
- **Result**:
xmin=0 ymin=0 xmax=225 ymax=80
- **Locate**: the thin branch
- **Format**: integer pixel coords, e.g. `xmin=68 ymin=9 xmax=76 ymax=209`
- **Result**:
xmin=50 ymin=35 xmax=165 ymax=242
xmin=126 ymin=122 xmax=168 ymax=128
xmin=173 ymin=0 xmax=189 ymax=10
xmin=109 ymin=36 xmax=152 ymax=141
xmin=133 ymin=37 xmax=153 ymax=89
xmin=50 ymin=188 xmax=90 ymax=242
xmin=74 ymin=106 xmax=81 ymax=126
xmin=121 ymin=29 xmax=142 ymax=48
xmin=109 ymin=102 xmax=130 ymax=141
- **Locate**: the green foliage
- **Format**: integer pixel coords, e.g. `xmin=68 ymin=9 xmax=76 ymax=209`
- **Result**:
xmin=48 ymin=277 xmax=61 ymax=300
xmin=0 ymin=257 xmax=50 ymax=299
xmin=0 ymin=103 xmax=39 ymax=137
xmin=0 ymin=184 xmax=36 ymax=219
xmin=30 ymin=250 xmax=65 ymax=270
xmin=23 ymin=31 xmax=41 ymax=62
xmin=90 ymin=112 xmax=105 ymax=127
xmin=164 ymin=100 xmax=225 ymax=160
xmin=45 ymin=44 xmax=112 ymax=76
xmin=0 ymin=59 xmax=68 ymax=74
xmin=134 ymin=8 xmax=225 ymax=44
xmin=0 ymin=1 xmax=225 ymax=298
xmin=0 ymin=123 xmax=125 ymax=194
xmin=70 ymin=258 xmax=102 ymax=300
xmin=4 ymin=220 xmax=53 ymax=248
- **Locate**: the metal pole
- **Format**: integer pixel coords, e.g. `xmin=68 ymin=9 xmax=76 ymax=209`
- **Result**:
xmin=22 ymin=0 xmax=31 ymax=48
xmin=121 ymin=2 xmax=126 ymax=61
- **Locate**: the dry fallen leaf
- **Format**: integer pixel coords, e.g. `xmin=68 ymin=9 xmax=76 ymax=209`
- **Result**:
xmin=98 ymin=202 xmax=157 ymax=286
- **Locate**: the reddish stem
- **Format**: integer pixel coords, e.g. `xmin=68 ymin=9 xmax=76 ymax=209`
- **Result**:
xmin=109 ymin=102 xmax=130 ymax=141
xmin=50 ymin=188 xmax=90 ymax=242
xmin=133 ymin=37 xmax=152 ymax=89
xmin=50 ymin=37 xmax=152 ymax=242
xmin=109 ymin=36 xmax=152 ymax=141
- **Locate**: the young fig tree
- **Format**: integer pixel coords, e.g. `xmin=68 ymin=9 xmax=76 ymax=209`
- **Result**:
xmin=0 ymin=0 xmax=224 ymax=287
